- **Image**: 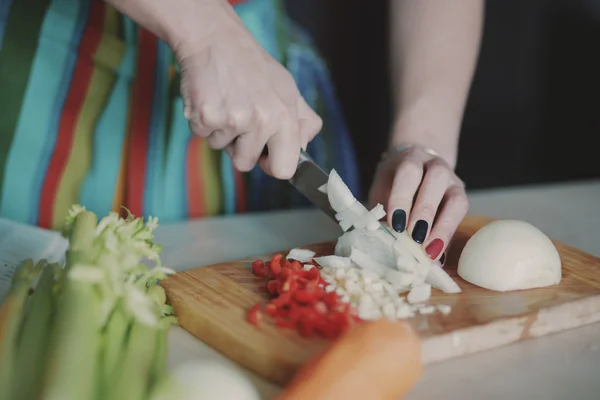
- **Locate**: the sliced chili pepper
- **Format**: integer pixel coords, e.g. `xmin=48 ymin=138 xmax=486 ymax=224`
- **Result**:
xmin=270 ymin=254 xmax=283 ymax=276
xmin=264 ymin=303 xmax=278 ymax=316
xmin=298 ymin=321 xmax=315 ymax=337
xmin=277 ymin=268 xmax=292 ymax=282
xmin=275 ymin=317 xmax=297 ymax=328
xmin=306 ymin=266 xmax=320 ymax=281
xmin=290 ymin=260 xmax=303 ymax=273
xmin=247 ymin=304 xmax=262 ymax=327
xmin=323 ymin=291 xmax=339 ymax=307
xmin=271 ymin=292 xmax=292 ymax=308
xmin=266 ymin=280 xmax=278 ymax=295
xmin=304 ymin=279 xmax=318 ymax=291
xmin=251 ymin=260 xmax=269 ymax=278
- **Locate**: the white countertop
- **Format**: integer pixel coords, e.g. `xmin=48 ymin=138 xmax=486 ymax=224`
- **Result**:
xmin=157 ymin=179 xmax=600 ymax=400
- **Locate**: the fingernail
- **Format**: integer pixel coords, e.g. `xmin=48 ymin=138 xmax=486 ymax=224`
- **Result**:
xmin=439 ymin=253 xmax=446 ymax=265
xmin=425 ymin=238 xmax=444 ymax=260
xmin=392 ymin=209 xmax=407 ymax=232
xmin=412 ymin=220 xmax=428 ymax=244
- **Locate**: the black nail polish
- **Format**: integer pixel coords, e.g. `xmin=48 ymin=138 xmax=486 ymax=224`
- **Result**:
xmin=412 ymin=220 xmax=428 ymax=244
xmin=392 ymin=209 xmax=407 ymax=232
xmin=439 ymin=253 xmax=446 ymax=265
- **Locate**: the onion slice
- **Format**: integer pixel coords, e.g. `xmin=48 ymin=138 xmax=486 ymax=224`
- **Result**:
xmin=286 ymin=248 xmax=316 ymax=263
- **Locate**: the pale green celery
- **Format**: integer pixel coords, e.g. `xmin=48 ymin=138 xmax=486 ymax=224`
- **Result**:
xmin=40 ymin=281 xmax=102 ymax=400
xmin=111 ymin=319 xmax=158 ymax=400
xmin=0 ymin=259 xmax=39 ymax=400
xmin=64 ymin=211 xmax=98 ymax=269
xmin=100 ymin=303 xmax=130 ymax=400
xmin=11 ymin=264 xmax=56 ymax=400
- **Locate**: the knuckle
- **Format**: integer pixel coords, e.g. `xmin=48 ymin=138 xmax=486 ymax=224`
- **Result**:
xmin=447 ymin=192 xmax=470 ymax=214
xmin=252 ymin=105 xmax=270 ymax=128
xmin=226 ymin=109 xmax=245 ymax=131
xmin=198 ymin=104 xmax=219 ymax=127
xmin=416 ymin=202 xmax=437 ymax=218
xmin=397 ymin=160 xmax=422 ymax=180
xmin=426 ymin=163 xmax=450 ymax=184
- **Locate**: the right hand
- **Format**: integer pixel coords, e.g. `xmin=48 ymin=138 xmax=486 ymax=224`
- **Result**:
xmin=174 ymin=4 xmax=322 ymax=179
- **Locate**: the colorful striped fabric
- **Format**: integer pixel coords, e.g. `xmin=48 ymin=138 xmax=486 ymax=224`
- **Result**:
xmin=0 ymin=0 xmax=359 ymax=230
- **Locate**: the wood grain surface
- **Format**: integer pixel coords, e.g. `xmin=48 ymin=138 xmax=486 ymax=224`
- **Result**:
xmin=161 ymin=215 xmax=600 ymax=385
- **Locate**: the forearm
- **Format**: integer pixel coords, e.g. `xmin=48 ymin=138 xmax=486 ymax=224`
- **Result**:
xmin=104 ymin=0 xmax=233 ymax=53
xmin=390 ymin=0 xmax=483 ymax=168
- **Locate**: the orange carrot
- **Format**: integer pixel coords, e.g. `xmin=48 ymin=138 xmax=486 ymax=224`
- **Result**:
xmin=276 ymin=320 xmax=422 ymax=400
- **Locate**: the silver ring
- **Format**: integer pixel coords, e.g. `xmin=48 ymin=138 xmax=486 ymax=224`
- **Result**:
xmin=380 ymin=143 xmax=440 ymax=162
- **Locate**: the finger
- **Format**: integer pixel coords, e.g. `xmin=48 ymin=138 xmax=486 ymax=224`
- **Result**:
xmin=188 ymin=104 xmax=227 ymax=138
xmin=229 ymin=132 xmax=268 ymax=172
xmin=297 ymin=97 xmax=322 ymax=145
xmin=386 ymin=157 xmax=424 ymax=234
xmin=423 ymin=184 xmax=469 ymax=261
xmin=206 ymin=129 xmax=237 ymax=150
xmin=408 ymin=161 xmax=451 ymax=244
xmin=263 ymin=117 xmax=300 ymax=179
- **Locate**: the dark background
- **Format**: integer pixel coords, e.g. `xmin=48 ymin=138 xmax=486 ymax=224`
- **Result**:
xmin=285 ymin=0 xmax=600 ymax=197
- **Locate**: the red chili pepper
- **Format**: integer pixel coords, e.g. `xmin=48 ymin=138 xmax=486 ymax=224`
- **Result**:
xmin=270 ymin=254 xmax=283 ymax=276
xmin=251 ymin=260 xmax=269 ymax=278
xmin=258 ymin=285 xmax=267 ymax=292
xmin=267 ymin=280 xmax=278 ymax=295
xmin=247 ymin=304 xmax=262 ymax=327
xmin=298 ymin=321 xmax=315 ymax=337
xmin=323 ymin=291 xmax=339 ymax=306
xmin=277 ymin=268 xmax=292 ymax=282
xmin=306 ymin=266 xmax=320 ymax=281
xmin=271 ymin=292 xmax=292 ymax=308
xmin=264 ymin=303 xmax=278 ymax=316
xmin=290 ymin=260 xmax=303 ymax=273
xmin=275 ymin=317 xmax=297 ymax=328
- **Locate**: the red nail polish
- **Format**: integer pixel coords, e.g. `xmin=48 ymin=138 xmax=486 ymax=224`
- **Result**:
xmin=426 ymin=238 xmax=444 ymax=260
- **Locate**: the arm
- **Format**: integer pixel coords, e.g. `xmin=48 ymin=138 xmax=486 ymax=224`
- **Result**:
xmin=103 ymin=0 xmax=234 ymax=54
xmin=389 ymin=0 xmax=484 ymax=168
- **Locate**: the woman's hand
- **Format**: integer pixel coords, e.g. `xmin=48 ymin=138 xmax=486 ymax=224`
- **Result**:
xmin=368 ymin=145 xmax=468 ymax=263
xmin=106 ymin=0 xmax=321 ymax=179
xmin=175 ymin=6 xmax=321 ymax=179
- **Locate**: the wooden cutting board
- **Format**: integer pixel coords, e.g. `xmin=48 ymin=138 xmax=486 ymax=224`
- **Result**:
xmin=161 ymin=215 xmax=600 ymax=385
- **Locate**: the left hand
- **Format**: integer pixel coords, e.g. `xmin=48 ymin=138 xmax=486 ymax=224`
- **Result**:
xmin=368 ymin=144 xmax=469 ymax=263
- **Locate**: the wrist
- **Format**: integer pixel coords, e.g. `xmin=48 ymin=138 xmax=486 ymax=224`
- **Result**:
xmin=390 ymin=106 xmax=461 ymax=169
xmin=105 ymin=0 xmax=230 ymax=55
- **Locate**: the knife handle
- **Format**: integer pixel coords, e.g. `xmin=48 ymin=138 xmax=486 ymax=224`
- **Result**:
xmin=260 ymin=146 xmax=311 ymax=164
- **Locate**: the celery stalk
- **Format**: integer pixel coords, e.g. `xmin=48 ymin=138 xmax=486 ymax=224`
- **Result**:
xmin=100 ymin=303 xmax=130 ymax=400
xmin=111 ymin=319 xmax=158 ymax=400
xmin=40 ymin=281 xmax=102 ymax=400
xmin=10 ymin=264 xmax=56 ymax=400
xmin=0 ymin=259 xmax=38 ymax=400
xmin=64 ymin=211 xmax=97 ymax=269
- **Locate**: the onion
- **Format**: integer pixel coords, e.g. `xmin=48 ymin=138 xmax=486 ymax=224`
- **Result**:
xmin=326 ymin=170 xmax=357 ymax=213
xmin=286 ymin=248 xmax=316 ymax=263
xmin=335 ymin=229 xmax=397 ymax=269
xmin=350 ymin=247 xmax=388 ymax=277
xmin=457 ymin=219 xmax=562 ymax=291
xmin=425 ymin=263 xmax=461 ymax=294
xmin=407 ymin=283 xmax=432 ymax=304
xmin=313 ymin=255 xmax=354 ymax=269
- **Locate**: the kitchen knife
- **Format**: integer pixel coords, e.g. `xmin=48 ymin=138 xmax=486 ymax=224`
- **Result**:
xmin=285 ymin=149 xmax=397 ymax=238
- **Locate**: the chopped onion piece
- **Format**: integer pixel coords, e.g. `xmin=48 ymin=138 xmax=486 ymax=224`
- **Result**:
xmin=407 ymin=283 xmax=432 ymax=304
xmin=418 ymin=305 xmax=436 ymax=315
xmin=353 ymin=203 xmax=386 ymax=232
xmin=437 ymin=304 xmax=452 ymax=315
xmin=425 ymin=263 xmax=462 ymax=294
xmin=317 ymin=183 xmax=328 ymax=194
xmin=385 ymin=269 xmax=414 ymax=292
xmin=313 ymin=255 xmax=354 ymax=269
xmin=326 ymin=169 xmax=357 ymax=213
xmin=286 ymin=248 xmax=316 ymax=263
xmin=349 ymin=248 xmax=388 ymax=277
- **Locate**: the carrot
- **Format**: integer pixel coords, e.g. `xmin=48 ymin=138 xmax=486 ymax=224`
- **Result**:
xmin=276 ymin=320 xmax=422 ymax=400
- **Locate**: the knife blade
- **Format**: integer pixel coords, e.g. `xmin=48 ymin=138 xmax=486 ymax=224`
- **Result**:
xmin=288 ymin=150 xmax=397 ymax=239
